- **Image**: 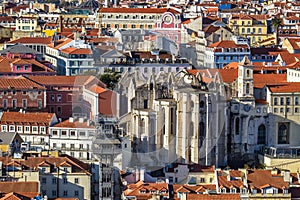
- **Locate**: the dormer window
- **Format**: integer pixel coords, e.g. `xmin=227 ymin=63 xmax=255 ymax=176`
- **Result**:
xmin=230 ymin=188 xmax=236 ymax=193
xmin=150 ymin=190 xmax=156 ymax=194
xmin=283 ymin=189 xmax=288 ymax=194
xmin=140 ymin=189 xmax=146 ymax=194
xmin=220 ymin=188 xmax=226 ymax=193
xmin=241 ymin=188 xmax=247 ymax=194
xmin=160 ymin=190 xmax=167 ymax=194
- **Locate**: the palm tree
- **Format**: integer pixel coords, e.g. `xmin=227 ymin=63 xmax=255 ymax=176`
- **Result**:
xmin=272 ymin=17 xmax=282 ymax=46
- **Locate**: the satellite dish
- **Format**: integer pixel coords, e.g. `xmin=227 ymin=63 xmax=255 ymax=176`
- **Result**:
xmin=183 ymin=74 xmax=193 ymax=84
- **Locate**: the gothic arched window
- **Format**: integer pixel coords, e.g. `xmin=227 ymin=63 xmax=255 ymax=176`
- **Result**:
xmin=235 ymin=118 xmax=240 ymax=135
xmin=278 ymin=123 xmax=289 ymax=144
xmin=257 ymin=124 xmax=266 ymax=145
xmin=246 ymin=83 xmax=250 ymax=94
xmin=199 ymin=122 xmax=205 ymax=148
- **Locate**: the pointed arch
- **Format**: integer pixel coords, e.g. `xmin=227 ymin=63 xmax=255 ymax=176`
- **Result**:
xmin=257 ymin=124 xmax=266 ymax=145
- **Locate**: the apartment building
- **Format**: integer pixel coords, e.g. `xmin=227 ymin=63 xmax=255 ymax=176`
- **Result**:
xmin=204 ymin=37 xmax=250 ymax=68
xmin=99 ymin=7 xmax=182 ymax=43
xmin=0 ymin=52 xmax=55 ymax=76
xmin=49 ymin=117 xmax=96 ymax=160
xmin=0 ymin=156 xmax=91 ymax=200
xmin=46 ymin=37 xmax=94 ymax=75
xmin=0 ymin=111 xmax=58 ymax=148
xmin=5 ymin=37 xmax=52 ymax=55
xmin=26 ymin=75 xmax=109 ymax=120
xmin=228 ymin=14 xmax=274 ymax=46
xmin=0 ymin=76 xmax=46 ymax=111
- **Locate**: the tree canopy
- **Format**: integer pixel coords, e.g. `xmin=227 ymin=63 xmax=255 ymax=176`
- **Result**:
xmin=99 ymin=69 xmax=121 ymax=90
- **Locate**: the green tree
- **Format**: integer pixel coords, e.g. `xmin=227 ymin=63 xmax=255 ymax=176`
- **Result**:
xmin=99 ymin=69 xmax=121 ymax=90
xmin=272 ymin=17 xmax=282 ymax=46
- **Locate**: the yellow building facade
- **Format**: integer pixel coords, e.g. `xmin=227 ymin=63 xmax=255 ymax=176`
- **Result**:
xmin=229 ymin=14 xmax=274 ymax=46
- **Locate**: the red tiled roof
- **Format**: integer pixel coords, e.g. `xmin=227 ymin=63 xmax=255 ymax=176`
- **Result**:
xmin=0 ymin=112 xmax=55 ymax=124
xmin=218 ymin=175 xmax=245 ymax=189
xmin=229 ymin=170 xmax=243 ymax=178
xmin=253 ymin=74 xmax=287 ymax=88
xmin=124 ymin=181 xmax=169 ymax=198
xmin=218 ymin=69 xmax=238 ymax=83
xmin=189 ymin=164 xmax=215 ymax=173
xmin=99 ymin=7 xmax=180 ymax=14
xmin=8 ymin=37 xmax=52 ymax=44
xmin=0 ymin=156 xmax=90 ymax=175
xmin=27 ymin=75 xmax=105 ymax=88
xmin=172 ymin=184 xmax=216 ymax=194
xmin=53 ymin=119 xmax=95 ymax=129
xmin=61 ymin=47 xmax=92 ymax=55
xmin=88 ymin=85 xmax=107 ymax=94
xmin=268 ymin=82 xmax=300 ymax=93
xmin=247 ymin=170 xmax=289 ymax=191
xmin=0 ymin=182 xmax=38 ymax=193
xmin=208 ymin=40 xmax=249 ymax=49
xmin=0 ymin=76 xmax=45 ymax=90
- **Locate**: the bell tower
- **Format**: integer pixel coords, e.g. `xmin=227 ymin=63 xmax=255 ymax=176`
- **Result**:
xmin=237 ymin=56 xmax=254 ymax=98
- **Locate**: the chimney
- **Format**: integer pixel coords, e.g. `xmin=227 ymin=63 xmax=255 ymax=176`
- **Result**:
xmin=69 ymin=117 xmax=74 ymax=123
xmin=283 ymin=171 xmax=290 ymax=182
xmin=135 ymin=168 xmax=140 ymax=183
xmin=79 ymin=117 xmax=84 ymax=123
xmin=87 ymin=120 xmax=91 ymax=126
xmin=140 ymin=167 xmax=145 ymax=182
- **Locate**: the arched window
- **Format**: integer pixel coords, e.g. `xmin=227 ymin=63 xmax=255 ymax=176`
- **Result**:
xmin=199 ymin=122 xmax=205 ymax=148
xmin=246 ymin=69 xmax=250 ymax=77
xmin=278 ymin=124 xmax=289 ymax=144
xmin=246 ymin=83 xmax=250 ymax=94
xmin=257 ymin=124 xmax=266 ymax=145
xmin=235 ymin=118 xmax=240 ymax=135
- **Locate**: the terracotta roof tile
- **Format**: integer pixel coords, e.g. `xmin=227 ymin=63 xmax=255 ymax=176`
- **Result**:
xmin=0 ymin=156 xmax=90 ymax=174
xmin=253 ymin=74 xmax=287 ymax=88
xmin=0 ymin=112 xmax=55 ymax=125
xmin=229 ymin=170 xmax=243 ymax=178
xmin=0 ymin=76 xmax=45 ymax=90
xmin=8 ymin=37 xmax=52 ymax=45
xmin=61 ymin=47 xmax=92 ymax=55
xmin=1 ymin=193 xmax=22 ymax=200
xmin=268 ymin=82 xmax=300 ymax=93
xmin=27 ymin=75 xmax=105 ymax=88
xmin=0 ymin=182 xmax=38 ymax=193
xmin=247 ymin=170 xmax=289 ymax=191
xmin=218 ymin=69 xmax=238 ymax=83
xmin=218 ymin=175 xmax=245 ymax=189
xmin=88 ymin=85 xmax=106 ymax=94
xmin=208 ymin=40 xmax=249 ymax=49
xmin=53 ymin=119 xmax=95 ymax=129
xmin=124 ymin=181 xmax=169 ymax=198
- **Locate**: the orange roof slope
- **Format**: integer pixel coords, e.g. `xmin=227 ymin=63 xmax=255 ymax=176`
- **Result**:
xmin=247 ymin=170 xmax=289 ymax=190
xmin=0 ymin=182 xmax=38 ymax=193
xmin=0 ymin=112 xmax=55 ymax=124
xmin=8 ymin=37 xmax=52 ymax=44
xmin=254 ymin=74 xmax=287 ymax=88
xmin=208 ymin=40 xmax=249 ymax=49
xmin=53 ymin=119 xmax=95 ymax=128
xmin=268 ymin=82 xmax=300 ymax=93
xmin=0 ymin=77 xmax=45 ymax=90
xmin=27 ymin=75 xmax=105 ymax=88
